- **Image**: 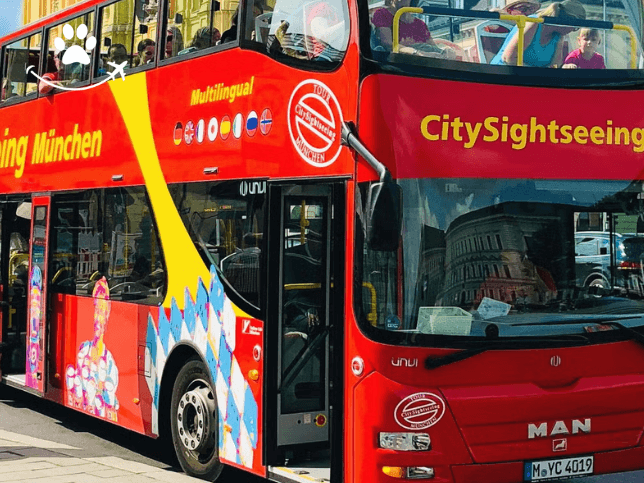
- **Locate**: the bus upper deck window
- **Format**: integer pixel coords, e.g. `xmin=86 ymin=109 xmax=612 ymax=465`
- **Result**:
xmin=45 ymin=12 xmax=96 ymax=87
xmin=261 ymin=0 xmax=350 ymax=63
xmin=365 ymin=0 xmax=644 ymax=72
xmin=2 ymin=33 xmax=41 ymax=102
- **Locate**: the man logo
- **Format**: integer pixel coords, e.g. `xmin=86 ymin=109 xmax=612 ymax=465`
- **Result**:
xmin=528 ymin=419 xmax=591 ymax=439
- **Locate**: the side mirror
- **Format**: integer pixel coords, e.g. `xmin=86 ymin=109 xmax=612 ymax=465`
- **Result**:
xmin=212 ymin=1 xmax=221 ymax=12
xmin=104 ymin=37 xmax=112 ymax=47
xmin=139 ymin=24 xmax=149 ymax=34
xmin=174 ymin=13 xmax=183 ymax=24
xmin=366 ymin=181 xmax=402 ymax=251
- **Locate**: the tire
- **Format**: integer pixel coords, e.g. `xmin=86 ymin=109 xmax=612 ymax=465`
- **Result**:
xmin=170 ymin=357 xmax=223 ymax=481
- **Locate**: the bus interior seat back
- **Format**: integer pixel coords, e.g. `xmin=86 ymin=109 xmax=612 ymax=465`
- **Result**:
xmin=283 ymin=248 xmax=322 ymax=285
xmin=255 ymin=12 xmax=273 ymax=44
xmin=474 ymin=19 xmax=513 ymax=63
xmin=220 ymin=247 xmax=260 ymax=295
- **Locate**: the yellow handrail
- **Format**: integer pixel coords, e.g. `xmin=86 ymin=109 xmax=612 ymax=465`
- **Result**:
xmin=284 ymin=283 xmax=321 ymax=290
xmin=393 ymin=7 xmax=423 ymax=53
xmin=362 ymin=282 xmax=378 ymax=326
xmin=613 ymin=24 xmax=638 ymax=68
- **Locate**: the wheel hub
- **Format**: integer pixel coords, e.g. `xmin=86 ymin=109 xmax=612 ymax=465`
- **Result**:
xmin=177 ymin=386 xmax=215 ymax=453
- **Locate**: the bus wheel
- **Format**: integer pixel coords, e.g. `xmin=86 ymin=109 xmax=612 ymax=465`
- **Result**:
xmin=170 ymin=358 xmax=223 ymax=481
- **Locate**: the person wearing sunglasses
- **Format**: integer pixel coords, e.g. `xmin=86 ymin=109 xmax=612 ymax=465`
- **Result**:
xmin=491 ymin=0 xmax=586 ymax=68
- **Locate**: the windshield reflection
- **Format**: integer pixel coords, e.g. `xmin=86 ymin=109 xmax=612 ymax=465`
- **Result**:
xmin=356 ymin=178 xmax=644 ymax=342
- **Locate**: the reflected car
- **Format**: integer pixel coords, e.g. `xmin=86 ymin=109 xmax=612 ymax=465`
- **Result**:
xmin=575 ymin=231 xmax=624 ymax=290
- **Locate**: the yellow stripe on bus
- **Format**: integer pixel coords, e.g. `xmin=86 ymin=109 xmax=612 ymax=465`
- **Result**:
xmin=108 ymin=74 xmax=210 ymax=310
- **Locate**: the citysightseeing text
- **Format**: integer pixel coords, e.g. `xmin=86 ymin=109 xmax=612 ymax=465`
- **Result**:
xmin=0 ymin=124 xmax=103 ymax=179
xmin=420 ymin=114 xmax=644 ymax=152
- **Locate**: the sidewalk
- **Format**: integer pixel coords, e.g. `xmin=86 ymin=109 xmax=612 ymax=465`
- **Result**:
xmin=0 ymin=429 xmax=202 ymax=483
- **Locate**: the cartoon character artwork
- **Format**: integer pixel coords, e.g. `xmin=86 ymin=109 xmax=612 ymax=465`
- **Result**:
xmin=65 ymin=277 xmax=120 ymax=421
xmin=25 ymin=265 xmax=42 ymax=389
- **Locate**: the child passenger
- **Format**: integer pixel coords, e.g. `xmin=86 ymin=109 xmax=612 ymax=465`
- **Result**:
xmin=562 ymin=28 xmax=606 ymax=69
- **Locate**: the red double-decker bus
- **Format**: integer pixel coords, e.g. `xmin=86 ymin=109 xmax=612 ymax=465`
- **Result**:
xmin=2 ymin=0 xmax=644 ymax=481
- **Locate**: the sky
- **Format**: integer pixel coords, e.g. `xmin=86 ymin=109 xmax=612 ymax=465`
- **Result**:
xmin=0 ymin=0 xmax=23 ymax=38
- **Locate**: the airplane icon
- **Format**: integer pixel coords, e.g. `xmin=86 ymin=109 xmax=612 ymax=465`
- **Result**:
xmin=105 ymin=61 xmax=127 ymax=81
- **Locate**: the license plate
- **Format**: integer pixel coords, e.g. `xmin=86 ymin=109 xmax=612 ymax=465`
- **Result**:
xmin=524 ymin=455 xmax=594 ymax=481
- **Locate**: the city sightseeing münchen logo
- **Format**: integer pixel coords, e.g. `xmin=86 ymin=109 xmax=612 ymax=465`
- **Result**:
xmin=27 ymin=23 xmax=128 ymax=92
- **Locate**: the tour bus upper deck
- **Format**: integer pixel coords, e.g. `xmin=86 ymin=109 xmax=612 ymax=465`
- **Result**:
xmin=363 ymin=0 xmax=644 ymax=80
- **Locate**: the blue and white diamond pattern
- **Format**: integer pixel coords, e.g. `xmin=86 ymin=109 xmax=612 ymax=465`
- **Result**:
xmin=145 ymin=266 xmax=258 ymax=468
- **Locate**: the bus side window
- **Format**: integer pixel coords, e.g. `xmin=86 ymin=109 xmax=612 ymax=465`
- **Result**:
xmin=96 ymin=0 xmax=135 ymax=75
xmin=242 ymin=0 xmax=274 ymax=45
xmin=103 ymin=187 xmax=165 ymax=305
xmin=50 ymin=188 xmax=165 ymax=305
xmin=2 ymin=32 xmax=41 ymax=102
xmin=169 ymin=181 xmax=265 ymax=311
xmin=265 ymin=0 xmax=350 ymax=62
xmin=176 ymin=1 xmax=223 ymax=55
xmin=46 ymin=11 xmax=96 ymax=85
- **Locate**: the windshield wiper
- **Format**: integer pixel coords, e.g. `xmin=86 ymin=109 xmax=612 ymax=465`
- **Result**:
xmin=510 ymin=315 xmax=642 ymax=327
xmin=511 ymin=316 xmax=644 ymax=348
xmin=424 ymin=336 xmax=589 ymax=370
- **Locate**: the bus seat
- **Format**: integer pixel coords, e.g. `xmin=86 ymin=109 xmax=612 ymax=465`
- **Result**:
xmin=255 ymin=12 xmax=273 ymax=44
xmin=473 ymin=19 xmax=513 ymax=63
xmin=8 ymin=253 xmax=29 ymax=285
xmin=433 ymin=39 xmax=469 ymax=62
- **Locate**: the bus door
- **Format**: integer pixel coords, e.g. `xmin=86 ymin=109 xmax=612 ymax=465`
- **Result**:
xmin=265 ymin=182 xmax=344 ymax=476
xmin=24 ymin=196 xmax=52 ymax=394
xmin=0 ymin=197 xmax=32 ymax=383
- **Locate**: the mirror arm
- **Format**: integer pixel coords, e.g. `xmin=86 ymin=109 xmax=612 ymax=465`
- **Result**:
xmin=341 ymin=121 xmax=391 ymax=182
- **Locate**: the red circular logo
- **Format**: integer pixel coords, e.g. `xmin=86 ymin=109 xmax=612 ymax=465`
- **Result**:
xmin=394 ymin=392 xmax=445 ymax=430
xmin=288 ymin=79 xmax=343 ymax=168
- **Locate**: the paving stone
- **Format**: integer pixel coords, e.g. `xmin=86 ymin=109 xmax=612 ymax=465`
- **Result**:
xmin=86 ymin=456 xmax=161 ymax=474
xmin=0 ymin=462 xmax=107 ymax=481
xmin=0 ymin=459 xmax=57 ymax=472
xmin=93 ymin=475 xmax=159 ymax=483
xmin=18 ymin=475 xmax=106 ymax=483
xmin=0 ymin=451 xmax=23 ymax=461
xmin=0 ymin=456 xmax=51 ymax=469
xmin=0 ymin=431 xmax=78 ymax=450
xmin=142 ymin=470 xmax=204 ymax=482
xmin=87 ymin=468 xmax=135 ymax=478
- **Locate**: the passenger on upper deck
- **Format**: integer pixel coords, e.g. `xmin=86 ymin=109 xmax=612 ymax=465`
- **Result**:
xmin=38 ymin=48 xmax=65 ymax=94
xmin=221 ymin=7 xmax=241 ymax=43
xmin=372 ymin=0 xmax=454 ymax=58
xmin=108 ymin=43 xmax=129 ymax=68
xmin=562 ymin=28 xmax=606 ymax=68
xmin=165 ymin=27 xmax=184 ymax=58
xmin=491 ymin=0 xmax=586 ymax=67
xmin=179 ymin=27 xmax=221 ymax=54
xmin=136 ymin=39 xmax=156 ymax=65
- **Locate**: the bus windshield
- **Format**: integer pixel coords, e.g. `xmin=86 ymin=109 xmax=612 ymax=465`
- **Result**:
xmin=365 ymin=0 xmax=644 ymax=73
xmin=355 ymin=178 xmax=644 ymax=344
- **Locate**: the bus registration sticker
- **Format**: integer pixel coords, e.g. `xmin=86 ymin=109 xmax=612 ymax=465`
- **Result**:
xmin=288 ymin=79 xmax=343 ymax=168
xmin=394 ymin=392 xmax=445 ymax=430
xmin=524 ymin=456 xmax=593 ymax=481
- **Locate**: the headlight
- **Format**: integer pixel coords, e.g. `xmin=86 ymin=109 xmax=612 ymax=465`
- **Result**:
xmin=379 ymin=432 xmax=431 ymax=451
